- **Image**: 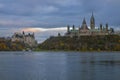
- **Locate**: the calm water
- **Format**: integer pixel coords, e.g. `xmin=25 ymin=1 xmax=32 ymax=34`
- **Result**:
xmin=0 ymin=51 xmax=120 ymax=80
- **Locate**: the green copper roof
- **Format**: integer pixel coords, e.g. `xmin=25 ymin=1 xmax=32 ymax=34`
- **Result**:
xmin=70 ymin=30 xmax=78 ymax=33
xmin=89 ymin=29 xmax=101 ymax=32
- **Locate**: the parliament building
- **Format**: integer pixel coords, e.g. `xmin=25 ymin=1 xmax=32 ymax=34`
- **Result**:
xmin=65 ymin=13 xmax=114 ymax=37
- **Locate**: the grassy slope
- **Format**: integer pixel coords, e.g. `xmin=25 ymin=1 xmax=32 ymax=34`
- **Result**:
xmin=38 ymin=35 xmax=120 ymax=51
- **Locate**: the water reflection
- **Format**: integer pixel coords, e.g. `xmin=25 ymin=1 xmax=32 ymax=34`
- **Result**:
xmin=64 ymin=52 xmax=120 ymax=80
xmin=0 ymin=52 xmax=120 ymax=80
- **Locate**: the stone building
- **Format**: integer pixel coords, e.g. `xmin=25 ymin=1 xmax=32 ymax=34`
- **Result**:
xmin=11 ymin=31 xmax=37 ymax=47
xmin=65 ymin=13 xmax=114 ymax=37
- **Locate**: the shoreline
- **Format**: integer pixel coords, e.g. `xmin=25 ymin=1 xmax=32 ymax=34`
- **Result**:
xmin=0 ymin=50 xmax=120 ymax=53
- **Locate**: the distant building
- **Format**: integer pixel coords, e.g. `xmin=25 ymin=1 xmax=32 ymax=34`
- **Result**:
xmin=11 ymin=31 xmax=37 ymax=47
xmin=65 ymin=13 xmax=114 ymax=37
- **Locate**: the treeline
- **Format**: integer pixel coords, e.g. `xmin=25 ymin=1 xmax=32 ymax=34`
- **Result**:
xmin=0 ymin=38 xmax=25 ymax=51
xmin=38 ymin=35 xmax=120 ymax=51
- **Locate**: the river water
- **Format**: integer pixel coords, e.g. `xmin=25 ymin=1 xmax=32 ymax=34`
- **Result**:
xmin=0 ymin=51 xmax=120 ymax=80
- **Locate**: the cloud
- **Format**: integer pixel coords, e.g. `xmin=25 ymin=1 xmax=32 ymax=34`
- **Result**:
xmin=0 ymin=0 xmax=119 ymax=28
xmin=0 ymin=19 xmax=48 ymax=27
xmin=0 ymin=3 xmax=4 ymax=8
xmin=34 ymin=5 xmax=59 ymax=14
xmin=0 ymin=27 xmax=67 ymax=43
xmin=53 ymin=0 xmax=81 ymax=6
xmin=21 ymin=27 xmax=66 ymax=32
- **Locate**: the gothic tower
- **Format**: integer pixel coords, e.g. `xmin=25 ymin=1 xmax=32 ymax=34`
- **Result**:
xmin=81 ymin=18 xmax=89 ymax=30
xmin=90 ymin=12 xmax=95 ymax=29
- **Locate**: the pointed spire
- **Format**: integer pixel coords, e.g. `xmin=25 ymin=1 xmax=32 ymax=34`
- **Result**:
xmin=82 ymin=17 xmax=86 ymax=24
xmin=92 ymin=11 xmax=94 ymax=17
xmin=81 ymin=17 xmax=89 ymax=30
xmin=90 ymin=12 xmax=95 ymax=29
xmin=91 ymin=12 xmax=94 ymax=20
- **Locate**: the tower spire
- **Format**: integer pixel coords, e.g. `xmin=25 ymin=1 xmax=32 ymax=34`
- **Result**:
xmin=90 ymin=12 xmax=95 ymax=29
xmin=92 ymin=11 xmax=93 ymax=17
xmin=83 ymin=17 xmax=86 ymax=24
xmin=81 ymin=17 xmax=89 ymax=30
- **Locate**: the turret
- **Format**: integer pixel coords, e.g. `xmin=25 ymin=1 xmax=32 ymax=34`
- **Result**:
xmin=72 ymin=25 xmax=75 ymax=31
xmin=58 ymin=33 xmax=61 ymax=37
xmin=106 ymin=23 xmax=108 ymax=32
xmin=33 ymin=32 xmax=35 ymax=38
xmin=110 ymin=28 xmax=114 ymax=33
xmin=22 ymin=31 xmax=25 ymax=35
xmin=90 ymin=12 xmax=95 ymax=30
xmin=28 ymin=33 xmax=30 ymax=36
xmin=100 ymin=23 xmax=102 ymax=31
xmin=67 ymin=25 xmax=70 ymax=33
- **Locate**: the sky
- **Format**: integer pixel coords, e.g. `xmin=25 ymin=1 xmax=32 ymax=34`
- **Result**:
xmin=0 ymin=27 xmax=66 ymax=43
xmin=0 ymin=0 xmax=120 ymax=27
xmin=0 ymin=0 xmax=120 ymax=42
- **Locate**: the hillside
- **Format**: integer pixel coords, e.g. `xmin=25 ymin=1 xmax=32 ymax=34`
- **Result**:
xmin=38 ymin=35 xmax=120 ymax=51
xmin=0 ymin=38 xmax=26 ymax=51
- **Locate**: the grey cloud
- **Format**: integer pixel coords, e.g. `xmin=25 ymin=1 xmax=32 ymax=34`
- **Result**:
xmin=0 ymin=0 xmax=119 ymax=28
